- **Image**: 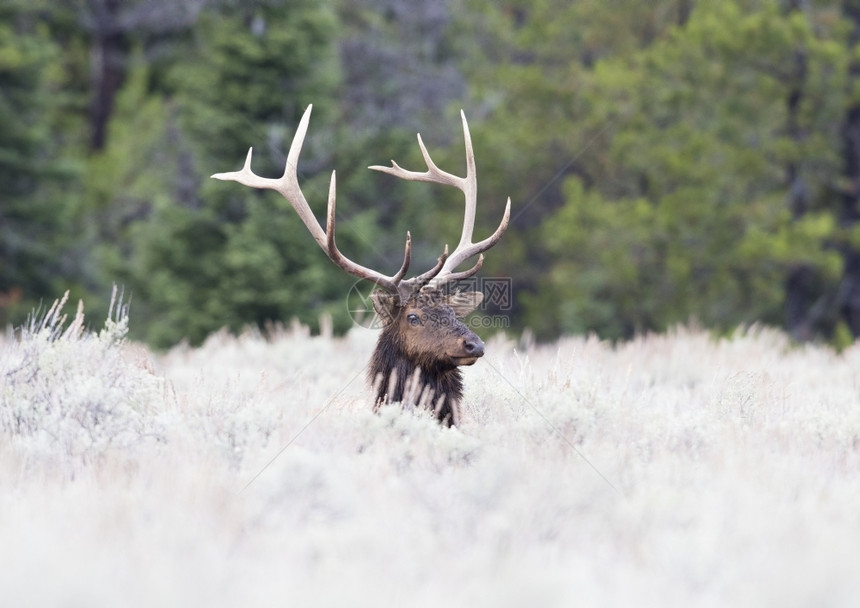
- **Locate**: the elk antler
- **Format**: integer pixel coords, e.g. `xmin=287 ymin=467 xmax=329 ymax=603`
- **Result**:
xmin=212 ymin=105 xmax=414 ymax=299
xmin=369 ymin=109 xmax=511 ymax=290
xmin=212 ymin=105 xmax=509 ymax=305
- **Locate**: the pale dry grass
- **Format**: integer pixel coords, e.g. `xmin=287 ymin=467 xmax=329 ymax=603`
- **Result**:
xmin=1 ymin=297 xmax=859 ymax=607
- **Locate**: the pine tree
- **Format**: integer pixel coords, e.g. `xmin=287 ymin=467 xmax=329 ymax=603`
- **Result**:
xmin=0 ymin=7 xmax=80 ymax=327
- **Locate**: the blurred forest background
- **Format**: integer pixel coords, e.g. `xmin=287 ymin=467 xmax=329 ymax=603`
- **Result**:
xmin=2 ymin=0 xmax=860 ymax=348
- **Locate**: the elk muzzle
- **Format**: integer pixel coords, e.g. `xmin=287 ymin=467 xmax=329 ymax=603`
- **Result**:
xmin=449 ymin=335 xmax=485 ymax=366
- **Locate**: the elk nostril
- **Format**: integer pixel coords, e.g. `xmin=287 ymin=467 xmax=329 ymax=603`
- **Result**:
xmin=463 ymin=339 xmax=485 ymax=357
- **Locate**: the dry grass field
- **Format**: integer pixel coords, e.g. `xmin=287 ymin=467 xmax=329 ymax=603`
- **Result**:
xmin=2 ymin=294 xmax=859 ymax=607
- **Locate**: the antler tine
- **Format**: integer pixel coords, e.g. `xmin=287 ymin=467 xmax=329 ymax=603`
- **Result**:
xmin=437 ymin=253 xmax=483 ymax=284
xmin=212 ymin=104 xmax=327 ymax=250
xmin=369 ymin=138 xmax=463 ymax=189
xmin=213 ymin=104 xmax=411 ymax=296
xmin=369 ymin=110 xmax=509 ymax=289
xmin=433 ymin=196 xmax=511 ymax=285
xmin=391 ymin=232 xmax=412 ymax=285
xmin=456 ymin=109 xmax=478 ymax=254
xmin=404 ymin=245 xmax=450 ymax=290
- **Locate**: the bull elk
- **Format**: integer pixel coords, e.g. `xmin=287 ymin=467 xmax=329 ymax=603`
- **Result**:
xmin=212 ymin=105 xmax=510 ymax=426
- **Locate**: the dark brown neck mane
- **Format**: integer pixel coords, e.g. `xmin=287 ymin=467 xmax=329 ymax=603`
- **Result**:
xmin=368 ymin=316 xmax=465 ymax=428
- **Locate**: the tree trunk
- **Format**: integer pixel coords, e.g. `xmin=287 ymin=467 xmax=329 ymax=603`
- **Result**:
xmin=84 ymin=0 xmax=206 ymax=151
xmin=89 ymin=28 xmax=126 ymax=151
xmin=782 ymin=27 xmax=814 ymax=339
xmin=677 ymin=0 xmax=693 ymax=26
xmin=840 ymin=1 xmax=860 ymax=338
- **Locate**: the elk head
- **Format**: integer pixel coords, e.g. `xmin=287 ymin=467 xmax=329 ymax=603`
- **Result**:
xmin=212 ymin=105 xmax=510 ymax=426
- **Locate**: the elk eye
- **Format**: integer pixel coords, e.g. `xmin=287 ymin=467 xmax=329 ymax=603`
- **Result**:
xmin=407 ymin=313 xmax=421 ymax=326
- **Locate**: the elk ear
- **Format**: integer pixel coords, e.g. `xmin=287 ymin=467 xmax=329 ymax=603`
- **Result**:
xmin=370 ymin=291 xmax=399 ymax=326
xmin=445 ymin=291 xmax=483 ymax=318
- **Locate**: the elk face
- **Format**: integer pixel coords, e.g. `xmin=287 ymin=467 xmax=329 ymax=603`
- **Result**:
xmin=367 ymin=287 xmax=485 ymax=426
xmin=378 ymin=288 xmax=485 ymax=369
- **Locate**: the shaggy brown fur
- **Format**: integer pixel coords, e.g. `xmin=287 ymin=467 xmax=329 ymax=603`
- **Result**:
xmin=368 ymin=287 xmax=484 ymax=426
